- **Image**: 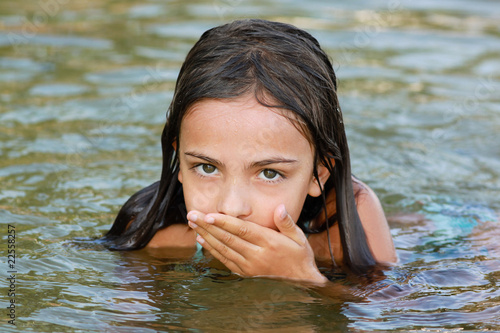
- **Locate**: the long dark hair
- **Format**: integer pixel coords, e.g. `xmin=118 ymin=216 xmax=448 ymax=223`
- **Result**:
xmin=101 ymin=19 xmax=376 ymax=273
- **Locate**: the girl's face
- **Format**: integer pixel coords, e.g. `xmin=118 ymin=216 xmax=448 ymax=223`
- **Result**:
xmin=177 ymin=95 xmax=325 ymax=230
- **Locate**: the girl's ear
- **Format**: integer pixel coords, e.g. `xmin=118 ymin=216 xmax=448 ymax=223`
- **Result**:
xmin=308 ymin=161 xmax=333 ymax=197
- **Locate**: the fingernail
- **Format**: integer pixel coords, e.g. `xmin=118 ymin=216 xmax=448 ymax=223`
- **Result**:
xmin=188 ymin=221 xmax=198 ymax=229
xmin=279 ymin=204 xmax=287 ymax=219
xmin=196 ymin=235 xmax=205 ymax=244
xmin=187 ymin=212 xmax=198 ymax=222
xmin=205 ymin=215 xmax=215 ymax=224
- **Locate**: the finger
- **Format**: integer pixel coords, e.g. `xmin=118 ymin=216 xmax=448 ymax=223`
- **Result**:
xmin=187 ymin=211 xmax=248 ymax=273
xmin=189 ymin=222 xmax=246 ymax=274
xmin=194 ymin=233 xmax=246 ymax=275
xmin=200 ymin=212 xmax=267 ymax=246
xmin=187 ymin=210 xmax=206 ymax=223
xmin=274 ymin=204 xmax=307 ymax=245
xmin=187 ymin=211 xmax=259 ymax=259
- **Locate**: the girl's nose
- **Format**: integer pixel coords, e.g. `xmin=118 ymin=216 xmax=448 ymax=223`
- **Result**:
xmin=216 ymin=181 xmax=251 ymax=219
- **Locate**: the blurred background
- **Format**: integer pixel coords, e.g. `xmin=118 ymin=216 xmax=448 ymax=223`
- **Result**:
xmin=0 ymin=0 xmax=499 ymax=332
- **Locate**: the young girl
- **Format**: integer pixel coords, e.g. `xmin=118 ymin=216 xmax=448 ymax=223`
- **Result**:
xmin=102 ymin=19 xmax=397 ymax=284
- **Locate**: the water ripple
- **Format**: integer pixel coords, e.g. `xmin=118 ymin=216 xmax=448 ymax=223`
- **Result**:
xmin=0 ymin=0 xmax=499 ymax=331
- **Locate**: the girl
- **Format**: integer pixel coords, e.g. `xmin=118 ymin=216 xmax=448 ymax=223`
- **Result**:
xmin=102 ymin=19 xmax=397 ymax=284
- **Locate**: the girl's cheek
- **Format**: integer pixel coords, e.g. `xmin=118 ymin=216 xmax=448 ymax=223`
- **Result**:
xmin=185 ymin=183 xmax=220 ymax=212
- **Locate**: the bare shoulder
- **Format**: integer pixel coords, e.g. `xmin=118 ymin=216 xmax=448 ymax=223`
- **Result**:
xmin=353 ymin=179 xmax=398 ymax=264
xmin=146 ymin=223 xmax=197 ymax=249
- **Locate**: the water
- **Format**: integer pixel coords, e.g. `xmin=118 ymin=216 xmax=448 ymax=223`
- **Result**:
xmin=1 ymin=0 xmax=499 ymax=331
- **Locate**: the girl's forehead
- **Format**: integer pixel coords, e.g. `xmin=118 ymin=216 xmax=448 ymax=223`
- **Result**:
xmin=181 ymin=96 xmax=310 ymax=141
xmin=178 ymin=96 xmax=314 ymax=154
xmin=191 ymin=99 xmax=264 ymax=118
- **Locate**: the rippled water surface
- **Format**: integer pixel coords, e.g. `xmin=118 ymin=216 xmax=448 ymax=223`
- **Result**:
xmin=1 ymin=0 xmax=499 ymax=332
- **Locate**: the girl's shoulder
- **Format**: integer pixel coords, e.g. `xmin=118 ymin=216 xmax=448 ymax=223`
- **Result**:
xmin=353 ymin=178 xmax=398 ymax=264
xmin=352 ymin=178 xmax=383 ymax=211
xmin=146 ymin=223 xmax=197 ymax=248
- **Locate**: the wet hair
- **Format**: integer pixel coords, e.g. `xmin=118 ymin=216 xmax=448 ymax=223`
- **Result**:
xmin=101 ymin=19 xmax=376 ymax=273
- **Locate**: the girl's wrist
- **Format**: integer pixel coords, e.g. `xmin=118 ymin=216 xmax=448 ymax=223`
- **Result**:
xmin=309 ymin=271 xmax=328 ymax=285
xmin=296 ymin=267 xmax=328 ymax=285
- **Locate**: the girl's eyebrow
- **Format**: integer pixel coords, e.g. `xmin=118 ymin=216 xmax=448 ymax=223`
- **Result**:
xmin=184 ymin=151 xmax=297 ymax=168
xmin=184 ymin=151 xmax=223 ymax=166
xmin=249 ymin=158 xmax=298 ymax=169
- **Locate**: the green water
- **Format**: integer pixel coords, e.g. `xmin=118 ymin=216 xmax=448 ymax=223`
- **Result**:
xmin=1 ymin=0 xmax=499 ymax=331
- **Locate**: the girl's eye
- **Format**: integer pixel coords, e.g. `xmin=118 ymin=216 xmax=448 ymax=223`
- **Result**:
xmin=195 ymin=164 xmax=218 ymax=176
xmin=259 ymin=169 xmax=281 ymax=181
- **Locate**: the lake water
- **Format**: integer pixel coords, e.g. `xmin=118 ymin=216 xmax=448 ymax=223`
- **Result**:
xmin=1 ymin=0 xmax=499 ymax=331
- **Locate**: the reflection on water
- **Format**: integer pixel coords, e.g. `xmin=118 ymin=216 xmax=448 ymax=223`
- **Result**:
xmin=0 ymin=0 xmax=499 ymax=331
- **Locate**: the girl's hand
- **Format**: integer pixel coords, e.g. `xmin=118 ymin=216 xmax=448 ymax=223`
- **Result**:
xmin=186 ymin=204 xmax=327 ymax=285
